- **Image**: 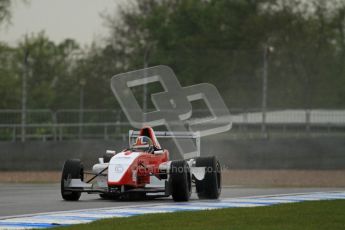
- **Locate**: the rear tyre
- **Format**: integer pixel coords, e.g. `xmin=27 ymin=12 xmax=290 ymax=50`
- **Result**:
xmin=170 ymin=160 xmax=191 ymax=202
xmin=195 ymin=156 xmax=221 ymax=199
xmin=61 ymin=159 xmax=84 ymax=201
xmin=103 ymin=153 xmax=115 ymax=163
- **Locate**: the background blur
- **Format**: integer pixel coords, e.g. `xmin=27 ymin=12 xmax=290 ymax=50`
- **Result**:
xmin=0 ymin=0 xmax=344 ymax=185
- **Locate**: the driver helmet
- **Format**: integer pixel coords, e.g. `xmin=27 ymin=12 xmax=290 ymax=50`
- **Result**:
xmin=133 ymin=136 xmax=153 ymax=152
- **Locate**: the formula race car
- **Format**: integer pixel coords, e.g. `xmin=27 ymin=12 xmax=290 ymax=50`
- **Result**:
xmin=61 ymin=126 xmax=221 ymax=202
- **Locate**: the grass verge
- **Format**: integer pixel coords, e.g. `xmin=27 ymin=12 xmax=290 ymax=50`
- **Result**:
xmin=53 ymin=200 xmax=345 ymax=230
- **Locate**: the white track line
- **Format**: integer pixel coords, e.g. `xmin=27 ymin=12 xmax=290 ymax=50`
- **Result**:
xmin=0 ymin=191 xmax=344 ymax=229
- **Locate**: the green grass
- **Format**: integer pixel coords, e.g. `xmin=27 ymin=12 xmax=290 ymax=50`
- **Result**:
xmin=54 ymin=200 xmax=345 ymax=230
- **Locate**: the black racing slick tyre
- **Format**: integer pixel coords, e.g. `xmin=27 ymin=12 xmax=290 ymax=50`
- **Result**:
xmin=170 ymin=160 xmax=192 ymax=202
xmin=61 ymin=159 xmax=84 ymax=201
xmin=103 ymin=153 xmax=115 ymax=163
xmin=195 ymin=156 xmax=221 ymax=199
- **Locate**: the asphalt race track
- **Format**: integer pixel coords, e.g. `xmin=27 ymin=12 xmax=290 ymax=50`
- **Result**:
xmin=0 ymin=184 xmax=342 ymax=217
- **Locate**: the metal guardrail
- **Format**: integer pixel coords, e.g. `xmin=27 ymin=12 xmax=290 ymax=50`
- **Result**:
xmin=0 ymin=123 xmax=131 ymax=142
xmin=0 ymin=109 xmax=344 ymax=141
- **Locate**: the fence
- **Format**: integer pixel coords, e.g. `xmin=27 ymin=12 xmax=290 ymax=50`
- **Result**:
xmin=0 ymin=109 xmax=344 ymax=141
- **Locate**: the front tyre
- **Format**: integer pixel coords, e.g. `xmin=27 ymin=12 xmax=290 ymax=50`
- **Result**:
xmin=195 ymin=156 xmax=221 ymax=199
xmin=170 ymin=160 xmax=191 ymax=202
xmin=61 ymin=159 xmax=84 ymax=201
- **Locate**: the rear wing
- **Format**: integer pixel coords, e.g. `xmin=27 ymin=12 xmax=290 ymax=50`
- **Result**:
xmin=129 ymin=130 xmax=200 ymax=159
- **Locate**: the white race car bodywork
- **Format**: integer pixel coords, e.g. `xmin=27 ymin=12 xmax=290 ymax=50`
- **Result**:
xmin=89 ymin=153 xmax=206 ymax=192
xmin=108 ymin=151 xmax=141 ymax=183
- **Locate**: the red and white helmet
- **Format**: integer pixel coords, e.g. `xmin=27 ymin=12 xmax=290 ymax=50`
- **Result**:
xmin=133 ymin=136 xmax=153 ymax=152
